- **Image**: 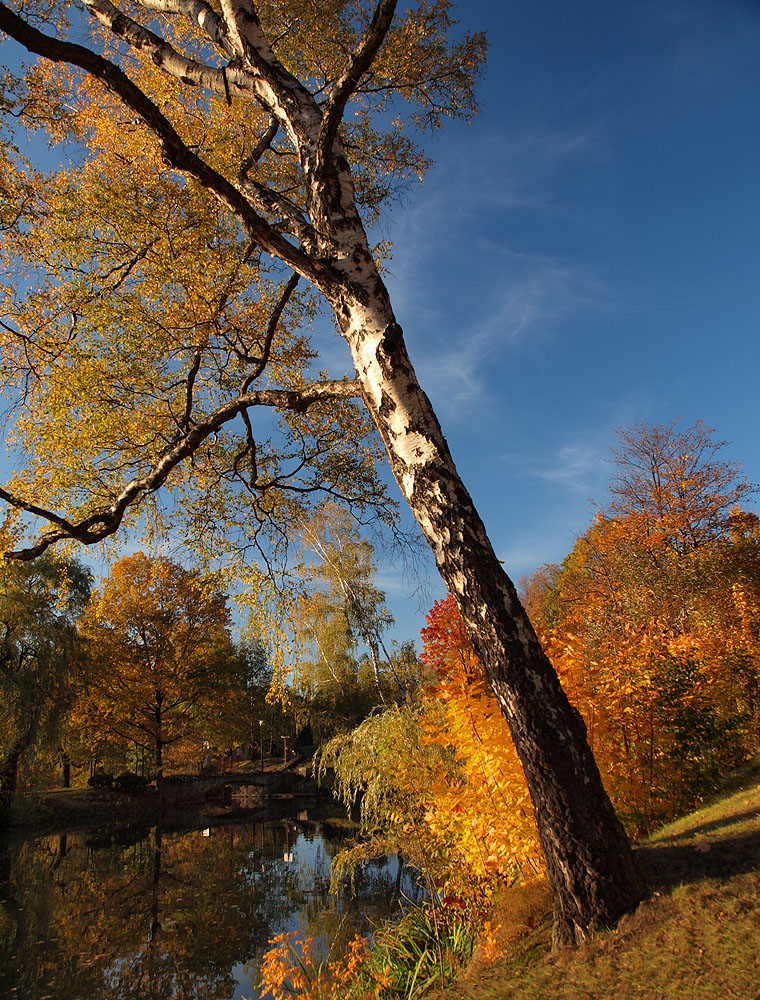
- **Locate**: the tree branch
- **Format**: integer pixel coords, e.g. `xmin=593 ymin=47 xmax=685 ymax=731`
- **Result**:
xmin=133 ymin=0 xmax=234 ymax=57
xmin=0 ymin=1 xmax=327 ymax=285
xmin=180 ymin=344 xmax=204 ymax=432
xmin=0 ymin=487 xmax=78 ymax=533
xmin=82 ymin=0 xmax=246 ymax=97
xmin=317 ymin=0 xmax=397 ymax=170
xmin=236 ymin=177 xmax=316 ymax=248
xmin=242 ymin=270 xmax=299 ymax=391
xmin=2 ymin=378 xmax=360 ymax=561
xmin=232 ymin=407 xmax=258 ymax=487
xmin=245 ymin=117 xmax=279 ymax=167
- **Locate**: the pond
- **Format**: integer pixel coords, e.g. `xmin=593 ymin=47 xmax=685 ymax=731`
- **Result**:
xmin=0 ymin=814 xmax=422 ymax=1000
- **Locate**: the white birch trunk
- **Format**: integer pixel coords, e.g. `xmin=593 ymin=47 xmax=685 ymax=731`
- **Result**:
xmin=326 ymin=278 xmax=645 ymax=947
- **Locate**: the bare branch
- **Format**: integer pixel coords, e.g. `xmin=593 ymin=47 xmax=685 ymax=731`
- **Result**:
xmin=242 ymin=270 xmax=299 ymax=391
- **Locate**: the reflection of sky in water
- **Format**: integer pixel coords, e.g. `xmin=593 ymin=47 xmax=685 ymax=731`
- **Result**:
xmin=232 ymin=827 xmax=413 ymax=1000
xmin=0 ymin=819 xmax=420 ymax=1000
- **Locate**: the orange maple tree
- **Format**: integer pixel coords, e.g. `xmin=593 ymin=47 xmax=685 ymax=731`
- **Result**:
xmin=522 ymin=421 xmax=757 ymax=830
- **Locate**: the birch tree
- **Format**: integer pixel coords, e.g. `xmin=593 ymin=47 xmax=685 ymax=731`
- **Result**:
xmin=0 ymin=0 xmax=645 ymax=945
xmin=298 ymin=503 xmax=407 ymax=704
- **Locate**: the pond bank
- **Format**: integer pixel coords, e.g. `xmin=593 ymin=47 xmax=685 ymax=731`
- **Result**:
xmin=2 ymin=763 xmax=334 ymax=838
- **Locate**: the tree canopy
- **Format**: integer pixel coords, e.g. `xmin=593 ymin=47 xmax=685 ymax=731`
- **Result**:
xmin=79 ymin=551 xmax=234 ymax=783
xmin=291 ymin=504 xmax=414 ymax=716
xmin=522 ymin=421 xmax=759 ymax=827
xmin=0 ymin=0 xmax=484 ymax=580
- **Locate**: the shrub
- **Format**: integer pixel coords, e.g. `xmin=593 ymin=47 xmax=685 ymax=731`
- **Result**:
xmin=258 ymin=901 xmax=477 ymax=1000
xmin=113 ymin=771 xmax=147 ymax=793
xmin=88 ymin=770 xmax=113 ymax=789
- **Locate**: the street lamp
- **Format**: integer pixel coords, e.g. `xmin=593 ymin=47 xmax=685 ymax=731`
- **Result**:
xmin=259 ymin=719 xmax=264 ymax=773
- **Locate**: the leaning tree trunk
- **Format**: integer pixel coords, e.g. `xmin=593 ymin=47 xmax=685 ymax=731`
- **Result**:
xmin=329 ymin=280 xmax=646 ymax=948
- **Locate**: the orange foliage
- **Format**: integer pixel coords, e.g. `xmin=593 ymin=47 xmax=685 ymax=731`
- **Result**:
xmin=516 ymin=424 xmax=760 ymax=832
xmin=417 ymin=426 xmax=757 ymax=847
xmin=77 ymin=552 xmax=233 ymax=774
xmin=545 ymin=618 xmax=711 ymax=829
xmin=607 ymin=419 xmax=754 ymax=552
xmin=418 ymin=596 xmax=542 ymax=883
xmin=258 ymin=931 xmax=370 ymax=1000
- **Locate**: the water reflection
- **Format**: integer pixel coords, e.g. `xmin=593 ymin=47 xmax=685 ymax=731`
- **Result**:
xmin=0 ymin=818 xmax=420 ymax=1000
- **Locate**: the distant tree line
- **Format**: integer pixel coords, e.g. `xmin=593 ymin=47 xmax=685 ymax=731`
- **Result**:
xmin=0 ymin=517 xmax=424 ymax=812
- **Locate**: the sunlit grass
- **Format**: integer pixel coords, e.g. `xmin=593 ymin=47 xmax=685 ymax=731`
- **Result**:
xmin=435 ymin=755 xmax=760 ymax=1000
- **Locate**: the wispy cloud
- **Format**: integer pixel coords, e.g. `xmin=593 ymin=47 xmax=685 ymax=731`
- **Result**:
xmin=497 ymin=535 xmax=569 ymax=581
xmin=380 ymin=126 xmax=609 ymax=418
xmin=518 ymin=440 xmax=604 ymax=496
xmin=411 ymin=255 xmax=601 ymax=415
xmin=490 ymin=442 xmax=607 ymax=580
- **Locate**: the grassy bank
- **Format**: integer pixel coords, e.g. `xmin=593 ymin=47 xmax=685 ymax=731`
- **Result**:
xmin=440 ymin=755 xmax=760 ymax=1000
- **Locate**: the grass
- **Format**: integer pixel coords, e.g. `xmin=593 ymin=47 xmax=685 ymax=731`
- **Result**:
xmin=434 ymin=755 xmax=760 ymax=1000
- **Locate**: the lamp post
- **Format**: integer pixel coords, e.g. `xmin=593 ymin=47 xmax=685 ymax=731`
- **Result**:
xmin=259 ymin=719 xmax=264 ymax=773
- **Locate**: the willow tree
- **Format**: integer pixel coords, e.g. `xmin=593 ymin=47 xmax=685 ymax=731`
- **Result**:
xmin=0 ymin=0 xmax=644 ymax=945
xmin=0 ymin=553 xmax=91 ymax=806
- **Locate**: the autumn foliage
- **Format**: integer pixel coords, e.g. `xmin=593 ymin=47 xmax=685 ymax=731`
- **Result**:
xmin=257 ymin=421 xmax=760 ymax=997
xmin=523 ymin=421 xmax=760 ymax=831
xmin=326 ymin=421 xmax=760 ymax=903
xmin=76 ymin=552 xmax=235 ymax=779
xmin=418 ymin=596 xmax=542 ymax=880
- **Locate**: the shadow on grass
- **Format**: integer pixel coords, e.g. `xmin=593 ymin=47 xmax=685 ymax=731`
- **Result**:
xmin=670 ymin=805 xmax=760 ymax=839
xmin=637 ymin=826 xmax=760 ymax=890
xmin=428 ymin=761 xmax=760 ymax=1000
xmin=635 ymin=761 xmax=760 ymax=892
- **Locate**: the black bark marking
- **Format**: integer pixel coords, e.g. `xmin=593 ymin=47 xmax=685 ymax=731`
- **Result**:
xmin=378 ymin=391 xmax=396 ymax=419
xmin=380 ymin=322 xmax=403 ymax=359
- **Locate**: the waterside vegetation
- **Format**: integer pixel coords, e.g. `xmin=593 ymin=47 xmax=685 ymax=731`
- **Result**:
xmin=252 ymin=420 xmax=760 ymax=999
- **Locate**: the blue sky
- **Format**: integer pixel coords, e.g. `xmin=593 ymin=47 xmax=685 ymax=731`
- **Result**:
xmin=369 ymin=0 xmax=760 ymax=640
xmin=2 ymin=1 xmax=760 ymax=648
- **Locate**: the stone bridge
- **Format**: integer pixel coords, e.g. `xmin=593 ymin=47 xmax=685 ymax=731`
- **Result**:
xmin=162 ymin=763 xmax=312 ymax=808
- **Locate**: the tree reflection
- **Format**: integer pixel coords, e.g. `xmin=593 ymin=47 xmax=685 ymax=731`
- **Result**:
xmin=0 ymin=818 xmax=418 ymax=1000
xmin=1 ymin=821 xmax=301 ymax=999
